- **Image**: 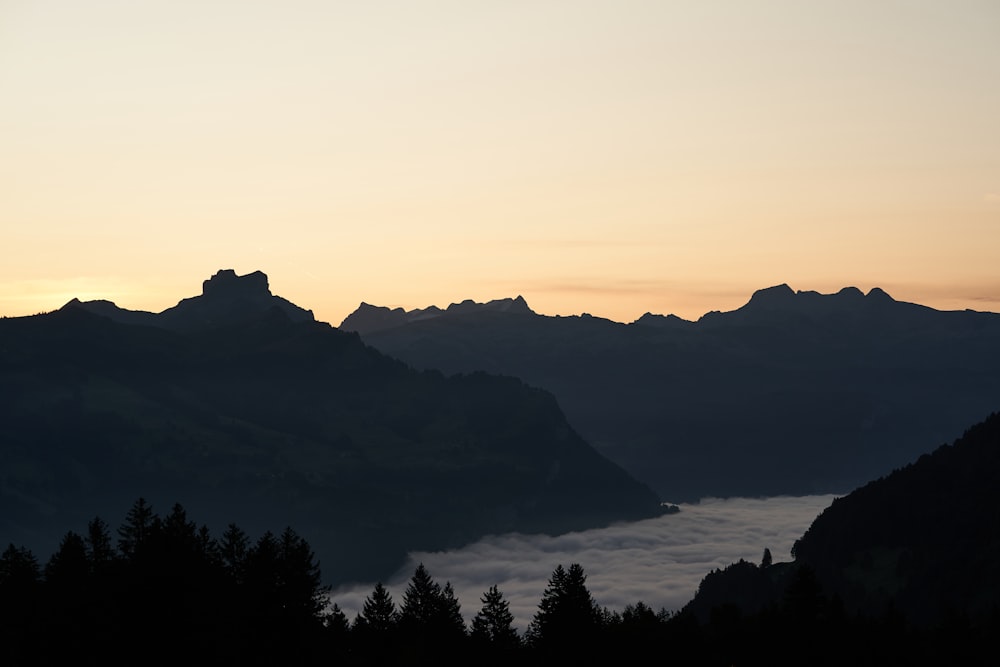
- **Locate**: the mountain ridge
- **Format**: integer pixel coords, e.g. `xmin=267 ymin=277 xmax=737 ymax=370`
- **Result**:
xmin=0 ymin=270 xmax=661 ymax=585
xmin=344 ymin=284 xmax=1000 ymax=500
xmin=67 ymin=268 xmax=314 ymax=333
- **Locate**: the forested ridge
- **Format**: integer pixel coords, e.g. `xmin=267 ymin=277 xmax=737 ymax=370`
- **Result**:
xmin=2 ymin=499 xmax=995 ymax=666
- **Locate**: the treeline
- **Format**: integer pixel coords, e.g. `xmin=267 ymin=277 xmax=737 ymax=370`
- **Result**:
xmin=0 ymin=499 xmax=328 ymax=666
xmin=2 ymin=501 xmax=996 ymax=666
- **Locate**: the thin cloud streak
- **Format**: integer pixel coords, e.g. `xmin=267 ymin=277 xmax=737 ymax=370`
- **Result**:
xmin=329 ymin=495 xmax=835 ymax=630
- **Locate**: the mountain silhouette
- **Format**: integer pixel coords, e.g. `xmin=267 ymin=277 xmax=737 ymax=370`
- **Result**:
xmin=69 ymin=268 xmax=314 ymax=332
xmin=683 ymin=409 xmax=1000 ymax=627
xmin=342 ymin=286 xmax=1000 ymax=500
xmin=0 ymin=271 xmax=660 ymax=584
xmin=342 ymin=295 xmax=534 ymax=335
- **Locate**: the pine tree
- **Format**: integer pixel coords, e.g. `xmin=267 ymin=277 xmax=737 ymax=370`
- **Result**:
xmin=356 ymin=581 xmax=397 ymax=635
xmin=0 ymin=545 xmax=41 ymax=663
xmin=0 ymin=544 xmax=40 ymax=590
xmin=117 ymin=497 xmax=155 ymax=560
xmin=85 ymin=517 xmax=116 ymax=574
xmin=471 ymin=585 xmax=519 ymax=649
xmin=44 ymin=531 xmax=89 ymax=588
xmin=399 ymin=563 xmax=441 ymax=629
xmin=277 ymin=526 xmax=328 ymax=622
xmin=162 ymin=503 xmax=198 ymax=553
xmin=220 ymin=523 xmax=250 ymax=582
xmin=440 ymin=582 xmax=466 ymax=637
xmin=527 ymin=563 xmax=601 ymax=650
xmin=398 ymin=563 xmax=466 ymax=643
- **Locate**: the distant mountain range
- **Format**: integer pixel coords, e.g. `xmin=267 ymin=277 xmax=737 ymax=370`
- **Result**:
xmin=0 ymin=270 xmax=660 ymax=584
xmin=342 ymin=285 xmax=1000 ymax=500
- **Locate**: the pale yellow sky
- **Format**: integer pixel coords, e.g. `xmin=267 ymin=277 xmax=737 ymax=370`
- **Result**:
xmin=2 ymin=1 xmax=998 ymax=324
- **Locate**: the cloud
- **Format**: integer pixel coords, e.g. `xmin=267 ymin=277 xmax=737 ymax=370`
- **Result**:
xmin=328 ymin=494 xmax=835 ymax=631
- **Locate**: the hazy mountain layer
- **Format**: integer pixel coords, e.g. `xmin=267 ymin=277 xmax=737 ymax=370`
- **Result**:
xmin=0 ymin=271 xmax=660 ymax=584
xmin=344 ymin=285 xmax=1000 ymax=499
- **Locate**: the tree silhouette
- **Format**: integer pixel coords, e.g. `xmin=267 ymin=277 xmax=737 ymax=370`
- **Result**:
xmin=527 ymin=563 xmax=601 ymax=650
xmin=85 ymin=517 xmax=116 ymax=574
xmin=220 ymin=523 xmax=250 ymax=582
xmin=277 ymin=526 xmax=328 ymax=623
xmin=356 ymin=581 xmax=398 ymax=635
xmin=117 ymin=497 xmax=154 ymax=560
xmin=398 ymin=563 xmax=466 ymax=654
xmin=471 ymin=584 xmax=519 ymax=649
xmin=0 ymin=544 xmax=42 ymax=662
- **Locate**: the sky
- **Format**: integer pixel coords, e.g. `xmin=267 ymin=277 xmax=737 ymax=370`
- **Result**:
xmin=2 ymin=1 xmax=998 ymax=324
xmin=329 ymin=494 xmax=836 ymax=630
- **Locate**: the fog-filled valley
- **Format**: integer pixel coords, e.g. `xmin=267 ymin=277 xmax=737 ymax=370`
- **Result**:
xmin=330 ymin=494 xmax=837 ymax=629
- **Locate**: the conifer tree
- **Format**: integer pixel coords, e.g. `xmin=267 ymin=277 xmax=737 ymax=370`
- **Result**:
xmin=278 ymin=526 xmax=328 ymax=622
xmin=117 ymin=497 xmax=155 ymax=560
xmin=527 ymin=563 xmax=600 ymax=649
xmin=220 ymin=523 xmax=250 ymax=582
xmin=44 ymin=531 xmax=89 ymax=588
xmin=400 ymin=563 xmax=440 ymax=629
xmin=356 ymin=581 xmax=397 ymax=635
xmin=471 ymin=585 xmax=519 ymax=649
xmin=85 ymin=517 xmax=115 ymax=573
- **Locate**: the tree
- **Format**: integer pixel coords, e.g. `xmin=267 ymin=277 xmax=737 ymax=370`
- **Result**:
xmin=161 ymin=503 xmax=198 ymax=553
xmin=440 ymin=582 xmax=466 ymax=638
xmin=399 ymin=563 xmax=441 ymax=629
xmin=85 ymin=517 xmax=116 ymax=574
xmin=0 ymin=544 xmax=40 ymax=591
xmin=761 ymin=547 xmax=773 ymax=569
xmin=277 ymin=526 xmax=328 ymax=622
xmin=117 ymin=497 xmax=155 ymax=560
xmin=471 ymin=585 xmax=519 ymax=649
xmin=44 ymin=531 xmax=89 ymax=588
xmin=0 ymin=545 xmax=42 ymax=663
xmin=527 ymin=563 xmax=601 ymax=650
xmin=220 ymin=523 xmax=250 ymax=582
xmin=398 ymin=563 xmax=466 ymax=647
xmin=356 ymin=582 xmax=397 ymax=635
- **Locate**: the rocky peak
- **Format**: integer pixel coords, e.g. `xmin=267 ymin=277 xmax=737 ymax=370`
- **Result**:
xmin=202 ymin=269 xmax=271 ymax=299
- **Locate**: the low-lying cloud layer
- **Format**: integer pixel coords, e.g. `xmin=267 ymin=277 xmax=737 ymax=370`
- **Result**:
xmin=329 ymin=494 xmax=835 ymax=630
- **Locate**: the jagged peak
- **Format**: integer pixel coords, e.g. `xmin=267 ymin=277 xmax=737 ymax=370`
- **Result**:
xmin=444 ymin=296 xmax=535 ymax=315
xmin=202 ymin=269 xmax=271 ymax=298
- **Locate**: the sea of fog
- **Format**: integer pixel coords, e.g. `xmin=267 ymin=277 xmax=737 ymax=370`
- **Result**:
xmin=329 ymin=494 xmax=837 ymax=630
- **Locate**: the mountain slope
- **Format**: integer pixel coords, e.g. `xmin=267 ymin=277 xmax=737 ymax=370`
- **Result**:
xmin=0 ymin=271 xmax=660 ymax=584
xmin=683 ymin=410 xmax=1000 ymax=627
xmin=343 ymin=286 xmax=1000 ymax=499
xmin=791 ymin=410 xmax=1000 ymax=623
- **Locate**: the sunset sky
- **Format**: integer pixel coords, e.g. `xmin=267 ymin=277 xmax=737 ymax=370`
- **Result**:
xmin=2 ymin=1 xmax=998 ymax=325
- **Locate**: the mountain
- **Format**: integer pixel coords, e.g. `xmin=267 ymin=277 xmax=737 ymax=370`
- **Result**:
xmin=342 ymin=295 xmax=533 ymax=335
xmin=0 ymin=271 xmax=660 ymax=584
xmin=69 ymin=268 xmax=314 ymax=332
xmin=790 ymin=409 xmax=1000 ymax=624
xmin=342 ymin=286 xmax=1000 ymax=500
xmin=683 ymin=409 xmax=1000 ymax=628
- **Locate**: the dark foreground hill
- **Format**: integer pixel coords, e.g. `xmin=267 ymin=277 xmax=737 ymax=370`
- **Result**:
xmin=684 ymin=409 xmax=1000 ymax=629
xmin=0 ymin=270 xmax=660 ymax=584
xmin=344 ymin=285 xmax=1000 ymax=499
